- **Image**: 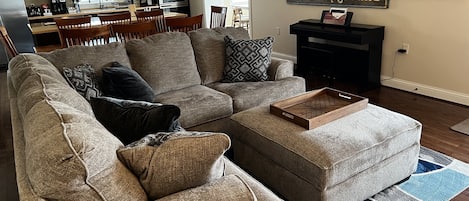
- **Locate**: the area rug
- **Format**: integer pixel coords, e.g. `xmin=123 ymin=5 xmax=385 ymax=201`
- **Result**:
xmin=367 ymin=146 xmax=469 ymax=201
xmin=451 ymin=118 xmax=469 ymax=135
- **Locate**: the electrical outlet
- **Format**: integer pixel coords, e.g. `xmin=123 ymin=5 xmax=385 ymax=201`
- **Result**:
xmin=402 ymin=43 xmax=410 ymax=54
xmin=275 ymin=27 xmax=280 ymax=35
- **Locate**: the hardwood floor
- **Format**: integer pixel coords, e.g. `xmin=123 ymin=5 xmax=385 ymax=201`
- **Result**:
xmin=0 ymin=70 xmax=19 ymax=201
xmin=1 ymin=69 xmax=469 ymax=200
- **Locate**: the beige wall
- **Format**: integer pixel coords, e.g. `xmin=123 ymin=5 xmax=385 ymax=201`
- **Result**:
xmin=251 ymin=0 xmax=469 ymax=105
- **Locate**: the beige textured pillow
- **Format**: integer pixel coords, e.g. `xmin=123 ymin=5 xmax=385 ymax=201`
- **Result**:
xmin=117 ymin=131 xmax=231 ymax=200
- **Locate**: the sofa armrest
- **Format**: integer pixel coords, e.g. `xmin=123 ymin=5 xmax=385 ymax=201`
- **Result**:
xmin=267 ymin=57 xmax=294 ymax=81
xmin=156 ymin=174 xmax=256 ymax=201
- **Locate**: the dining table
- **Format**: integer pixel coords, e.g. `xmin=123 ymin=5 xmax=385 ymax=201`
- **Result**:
xmin=29 ymin=11 xmax=187 ymax=35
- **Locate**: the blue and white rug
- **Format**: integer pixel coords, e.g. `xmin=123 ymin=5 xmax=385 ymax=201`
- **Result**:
xmin=368 ymin=146 xmax=469 ymax=201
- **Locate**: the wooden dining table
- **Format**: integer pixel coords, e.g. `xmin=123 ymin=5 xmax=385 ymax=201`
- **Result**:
xmin=29 ymin=11 xmax=188 ymax=35
xmin=29 ymin=5 xmax=188 ymax=52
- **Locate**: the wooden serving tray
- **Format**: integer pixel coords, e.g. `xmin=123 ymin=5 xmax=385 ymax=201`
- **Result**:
xmin=270 ymin=87 xmax=368 ymax=129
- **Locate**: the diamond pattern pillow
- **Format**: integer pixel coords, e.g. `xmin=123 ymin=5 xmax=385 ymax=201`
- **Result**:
xmin=63 ymin=64 xmax=101 ymax=100
xmin=223 ymin=36 xmax=274 ymax=82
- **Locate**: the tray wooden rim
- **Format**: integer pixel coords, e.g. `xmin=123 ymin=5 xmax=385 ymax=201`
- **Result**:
xmin=270 ymin=87 xmax=369 ymax=129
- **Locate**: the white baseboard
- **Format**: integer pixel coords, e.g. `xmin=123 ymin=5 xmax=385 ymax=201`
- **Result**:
xmin=381 ymin=76 xmax=469 ymax=106
xmin=272 ymin=53 xmax=469 ymax=106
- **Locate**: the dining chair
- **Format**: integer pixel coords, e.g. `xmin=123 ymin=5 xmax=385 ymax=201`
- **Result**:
xmin=232 ymin=8 xmax=249 ymax=29
xmin=54 ymin=15 xmax=92 ymax=29
xmin=111 ymin=20 xmax=158 ymax=43
xmin=55 ymin=15 xmax=92 ymax=47
xmin=210 ymin=6 xmax=227 ymax=28
xmin=0 ymin=26 xmax=18 ymax=58
xmin=135 ymin=9 xmax=167 ymax=32
xmin=166 ymin=14 xmax=203 ymax=33
xmin=98 ymin=12 xmax=132 ymax=25
xmin=58 ymin=25 xmax=112 ymax=48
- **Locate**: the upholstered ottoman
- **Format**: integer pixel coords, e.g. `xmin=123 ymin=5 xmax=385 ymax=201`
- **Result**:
xmin=228 ymin=104 xmax=422 ymax=201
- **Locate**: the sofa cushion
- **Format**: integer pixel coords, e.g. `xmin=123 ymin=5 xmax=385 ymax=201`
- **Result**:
xmin=9 ymin=54 xmax=147 ymax=200
xmin=63 ymin=63 xmax=101 ymax=101
xmin=117 ymin=131 xmax=230 ymax=200
xmin=38 ymin=42 xmax=130 ymax=78
xmin=154 ymin=85 xmax=233 ymax=128
xmin=125 ymin=32 xmax=201 ymax=95
xmin=223 ymin=157 xmax=283 ymax=201
xmin=208 ymin=77 xmax=306 ymax=113
xmin=90 ymin=96 xmax=182 ymax=145
xmin=189 ymin=27 xmax=250 ymax=85
xmin=101 ymin=62 xmax=155 ymax=102
xmin=223 ymin=36 xmax=274 ymax=82
xmin=157 ymin=175 xmax=256 ymax=201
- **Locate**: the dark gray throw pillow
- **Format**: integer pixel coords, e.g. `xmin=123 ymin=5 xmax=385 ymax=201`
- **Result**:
xmin=223 ymin=35 xmax=274 ymax=82
xmin=63 ymin=63 xmax=101 ymax=101
xmin=90 ymin=96 xmax=182 ymax=145
xmin=102 ymin=62 xmax=155 ymax=102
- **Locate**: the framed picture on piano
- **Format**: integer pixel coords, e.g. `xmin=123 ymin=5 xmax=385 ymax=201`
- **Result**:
xmin=320 ymin=10 xmax=353 ymax=27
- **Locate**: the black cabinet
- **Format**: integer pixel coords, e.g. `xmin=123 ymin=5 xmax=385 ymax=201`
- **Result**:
xmin=290 ymin=19 xmax=384 ymax=91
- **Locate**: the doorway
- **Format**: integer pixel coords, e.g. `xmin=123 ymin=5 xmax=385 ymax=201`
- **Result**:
xmin=190 ymin=0 xmax=250 ymax=31
xmin=227 ymin=0 xmax=249 ymax=29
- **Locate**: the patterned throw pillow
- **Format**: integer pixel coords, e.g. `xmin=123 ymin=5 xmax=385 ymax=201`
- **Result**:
xmin=223 ymin=36 xmax=274 ymax=82
xmin=63 ymin=64 xmax=101 ymax=100
xmin=117 ymin=131 xmax=230 ymax=200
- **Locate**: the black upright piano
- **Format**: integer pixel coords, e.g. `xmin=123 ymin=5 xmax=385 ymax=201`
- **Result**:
xmin=290 ymin=19 xmax=385 ymax=91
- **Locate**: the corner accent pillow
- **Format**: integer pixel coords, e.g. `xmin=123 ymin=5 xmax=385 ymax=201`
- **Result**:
xmin=102 ymin=62 xmax=155 ymax=102
xmin=90 ymin=96 xmax=182 ymax=144
xmin=223 ymin=35 xmax=274 ymax=82
xmin=63 ymin=63 xmax=101 ymax=100
xmin=117 ymin=131 xmax=230 ymax=200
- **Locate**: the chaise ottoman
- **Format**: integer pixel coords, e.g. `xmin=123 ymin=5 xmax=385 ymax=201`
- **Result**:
xmin=227 ymin=103 xmax=422 ymax=201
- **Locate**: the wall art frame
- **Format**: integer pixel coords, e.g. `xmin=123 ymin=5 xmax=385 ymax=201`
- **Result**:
xmin=287 ymin=0 xmax=389 ymax=9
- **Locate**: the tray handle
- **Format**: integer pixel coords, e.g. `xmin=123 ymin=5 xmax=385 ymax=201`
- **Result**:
xmin=282 ymin=112 xmax=295 ymax=120
xmin=338 ymin=93 xmax=352 ymax=100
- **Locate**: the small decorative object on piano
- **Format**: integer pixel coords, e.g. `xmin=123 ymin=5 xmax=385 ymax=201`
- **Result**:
xmin=320 ymin=7 xmax=353 ymax=26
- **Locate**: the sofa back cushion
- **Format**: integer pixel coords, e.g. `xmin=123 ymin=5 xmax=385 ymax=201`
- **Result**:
xmin=126 ymin=32 xmax=201 ymax=95
xmin=38 ymin=42 xmax=131 ymax=78
xmin=8 ymin=54 xmax=147 ymax=200
xmin=189 ymin=27 xmax=250 ymax=84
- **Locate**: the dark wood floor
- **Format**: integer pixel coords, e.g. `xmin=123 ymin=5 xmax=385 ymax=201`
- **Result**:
xmin=0 ymin=70 xmax=19 ymax=201
xmin=2 ymin=70 xmax=469 ymax=200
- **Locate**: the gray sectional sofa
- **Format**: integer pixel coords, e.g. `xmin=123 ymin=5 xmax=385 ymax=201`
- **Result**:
xmin=39 ymin=27 xmax=305 ymax=129
xmin=7 ymin=27 xmax=305 ymax=200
